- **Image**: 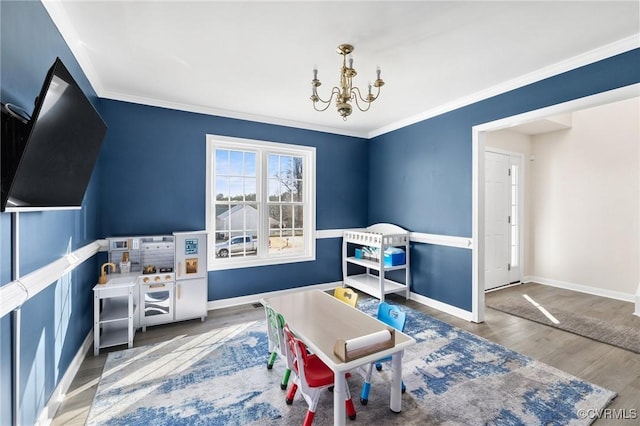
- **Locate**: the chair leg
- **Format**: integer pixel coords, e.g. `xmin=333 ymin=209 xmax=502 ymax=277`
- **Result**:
xmin=402 ymin=381 xmax=406 ymax=393
xmin=302 ymin=410 xmax=315 ymax=426
xmin=267 ymin=351 xmax=277 ymax=369
xmin=280 ymin=368 xmax=291 ymax=390
xmin=359 ymin=382 xmax=370 ymax=405
xmin=359 ymin=363 xmax=374 ymax=405
xmin=375 ymin=362 xmax=382 ymax=371
xmin=346 ymin=397 xmax=357 ymax=420
xmin=286 ymin=383 xmax=297 ymax=405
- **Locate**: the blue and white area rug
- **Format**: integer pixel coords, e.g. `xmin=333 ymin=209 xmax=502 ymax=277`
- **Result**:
xmin=87 ymin=299 xmax=615 ymax=425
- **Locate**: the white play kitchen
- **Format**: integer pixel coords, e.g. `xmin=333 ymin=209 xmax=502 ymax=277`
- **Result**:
xmin=93 ymin=231 xmax=208 ymax=355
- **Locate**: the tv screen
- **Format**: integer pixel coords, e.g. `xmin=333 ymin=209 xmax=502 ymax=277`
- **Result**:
xmin=1 ymin=57 xmax=107 ymax=212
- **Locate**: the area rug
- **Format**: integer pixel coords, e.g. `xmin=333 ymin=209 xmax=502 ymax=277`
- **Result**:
xmin=488 ymin=297 xmax=640 ymax=354
xmin=87 ymin=300 xmax=616 ymax=425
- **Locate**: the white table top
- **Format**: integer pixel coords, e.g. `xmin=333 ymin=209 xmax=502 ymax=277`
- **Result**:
xmin=93 ymin=273 xmax=138 ymax=294
xmin=263 ymin=289 xmax=415 ymax=371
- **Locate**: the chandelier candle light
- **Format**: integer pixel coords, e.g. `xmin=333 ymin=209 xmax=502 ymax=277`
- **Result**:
xmin=310 ymin=44 xmax=384 ymax=120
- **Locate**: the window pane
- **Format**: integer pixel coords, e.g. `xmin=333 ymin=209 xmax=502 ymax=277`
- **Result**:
xmin=268 ymin=154 xmax=279 ymax=178
xmin=269 ymin=178 xmax=280 ymax=202
xmin=293 ymin=179 xmax=303 ymax=202
xmin=245 ymin=178 xmax=256 ymax=201
xmin=281 ymin=205 xmax=293 ymax=228
xmin=269 ymin=229 xmax=283 ymax=255
xmin=269 ymin=205 xmax=281 ymax=229
xmin=281 ymin=181 xmax=292 ymax=202
xmin=244 ymin=152 xmax=256 ymax=177
xmin=281 ymin=156 xmax=293 ymax=179
xmin=215 ymin=177 xmax=229 ymax=201
xmin=244 ymin=204 xmax=258 ymax=231
xmin=229 ymin=177 xmax=244 ymax=201
xmin=215 ymin=149 xmax=229 ymax=175
xmin=294 ymin=205 xmax=304 ymax=229
xmin=215 ymin=205 xmax=231 ymax=234
xmin=229 ymin=151 xmax=243 ymax=176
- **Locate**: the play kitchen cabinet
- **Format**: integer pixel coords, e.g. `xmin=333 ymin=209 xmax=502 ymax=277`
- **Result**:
xmin=342 ymin=223 xmax=410 ymax=301
xmin=94 ymin=232 xmax=208 ymax=354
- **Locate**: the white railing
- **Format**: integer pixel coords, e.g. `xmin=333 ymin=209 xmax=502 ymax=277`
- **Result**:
xmin=0 ymin=239 xmax=106 ymax=319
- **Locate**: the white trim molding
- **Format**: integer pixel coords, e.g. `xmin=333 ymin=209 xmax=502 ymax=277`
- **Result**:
xmin=317 ymin=229 xmax=352 ymax=239
xmin=369 ymin=35 xmax=639 ymax=138
xmin=206 ymin=280 xmax=475 ymax=323
xmin=633 ymin=283 xmax=640 ymax=317
xmin=316 ymin=228 xmax=472 ymax=249
xmin=207 ymin=281 xmax=340 ymax=310
xmin=0 ymin=239 xmax=106 ymax=319
xmin=409 ymin=291 xmax=474 ymax=322
xmin=410 ymin=232 xmax=472 ymax=249
xmin=528 ymin=276 xmax=636 ymax=304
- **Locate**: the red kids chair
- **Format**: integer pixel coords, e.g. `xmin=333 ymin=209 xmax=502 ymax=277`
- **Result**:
xmin=283 ymin=324 xmax=357 ymax=425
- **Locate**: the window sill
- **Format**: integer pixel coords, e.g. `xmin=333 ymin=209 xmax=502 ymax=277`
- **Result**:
xmin=208 ymin=253 xmax=316 ymax=271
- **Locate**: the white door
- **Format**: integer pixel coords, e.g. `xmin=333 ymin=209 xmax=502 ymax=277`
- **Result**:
xmin=485 ymin=151 xmax=511 ymax=290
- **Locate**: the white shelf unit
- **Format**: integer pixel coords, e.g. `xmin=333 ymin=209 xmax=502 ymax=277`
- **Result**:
xmin=93 ymin=280 xmax=137 ymax=356
xmin=342 ymin=223 xmax=410 ymax=301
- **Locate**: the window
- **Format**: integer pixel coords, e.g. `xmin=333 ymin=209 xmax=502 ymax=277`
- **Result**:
xmin=206 ymin=135 xmax=316 ymax=269
xmin=510 ymin=164 xmax=519 ymax=268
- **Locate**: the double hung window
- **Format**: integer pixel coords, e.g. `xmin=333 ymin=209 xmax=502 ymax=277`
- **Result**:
xmin=206 ymin=135 xmax=315 ymax=269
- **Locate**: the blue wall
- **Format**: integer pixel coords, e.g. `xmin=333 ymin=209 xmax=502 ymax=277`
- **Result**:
xmin=369 ymin=49 xmax=640 ymax=310
xmin=97 ymin=100 xmax=369 ymax=298
xmin=1 ymin=1 xmax=103 ymax=424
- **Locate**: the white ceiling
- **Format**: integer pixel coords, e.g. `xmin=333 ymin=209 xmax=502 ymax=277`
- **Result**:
xmin=42 ymin=1 xmax=639 ymax=138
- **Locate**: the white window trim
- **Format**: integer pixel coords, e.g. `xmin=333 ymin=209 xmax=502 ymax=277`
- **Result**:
xmin=206 ymin=134 xmax=316 ymax=271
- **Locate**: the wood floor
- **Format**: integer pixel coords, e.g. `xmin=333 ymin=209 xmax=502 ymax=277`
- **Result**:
xmin=52 ymin=283 xmax=639 ymax=425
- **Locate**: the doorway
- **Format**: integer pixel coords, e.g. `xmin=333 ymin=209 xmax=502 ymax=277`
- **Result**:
xmin=470 ymin=83 xmax=639 ymax=323
xmin=485 ymin=150 xmax=522 ymax=290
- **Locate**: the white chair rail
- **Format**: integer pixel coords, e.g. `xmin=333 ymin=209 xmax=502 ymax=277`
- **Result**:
xmin=0 ymin=239 xmax=106 ymax=318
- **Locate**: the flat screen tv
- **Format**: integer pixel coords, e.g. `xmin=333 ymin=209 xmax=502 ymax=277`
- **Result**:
xmin=1 ymin=57 xmax=107 ymax=212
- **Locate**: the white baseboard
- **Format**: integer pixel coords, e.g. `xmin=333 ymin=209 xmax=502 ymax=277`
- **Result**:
xmin=528 ymin=276 xmax=635 ymax=303
xmin=485 ymin=282 xmax=524 ymax=293
xmin=207 ymin=281 xmax=341 ymax=310
xmin=409 ymin=292 xmax=474 ymax=322
xmin=206 ymin=281 xmax=476 ymax=324
xmin=37 ymin=329 xmax=93 ymax=426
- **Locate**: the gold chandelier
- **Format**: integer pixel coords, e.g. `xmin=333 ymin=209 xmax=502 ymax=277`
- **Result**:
xmin=310 ymin=44 xmax=385 ymax=120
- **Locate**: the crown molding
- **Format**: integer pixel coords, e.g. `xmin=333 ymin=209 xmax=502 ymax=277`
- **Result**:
xmin=368 ymin=34 xmax=640 ymax=139
xmin=107 ymin=34 xmax=638 ymax=140
xmin=43 ymin=0 xmax=638 ymax=141
xmin=99 ymin=91 xmax=369 ymax=139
